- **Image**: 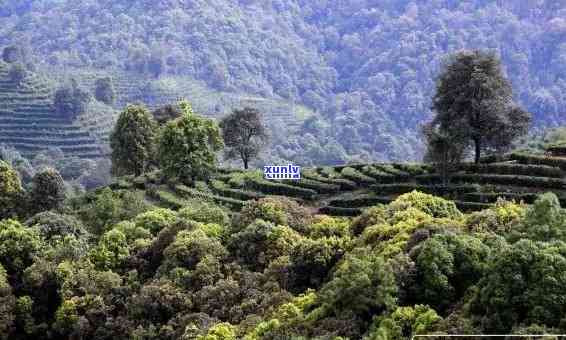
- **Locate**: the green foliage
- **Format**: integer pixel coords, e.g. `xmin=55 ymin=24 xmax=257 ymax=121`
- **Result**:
xmin=0 ymin=264 xmax=15 ymax=340
xmin=210 ymin=179 xmax=265 ymax=201
xmin=178 ymin=202 xmax=229 ymax=226
xmin=158 ymin=101 xmax=223 ymax=182
xmin=229 ymin=219 xmax=301 ymax=271
xmin=81 ymin=188 xmax=150 ymax=234
xmin=0 ymin=220 xmax=42 ymax=275
xmin=89 ymin=229 xmax=130 ymax=270
xmin=471 ymin=239 xmax=566 ymax=332
xmin=317 ymin=248 xmax=397 ymax=320
xmin=110 ymin=105 xmax=157 ymax=176
xmin=244 ymin=291 xmax=317 ymax=339
xmin=388 ymin=191 xmax=462 ymax=220
xmin=429 ymin=173 xmax=566 ymax=189
xmin=364 ymin=305 xmax=441 ymax=340
xmin=350 ymin=205 xmax=387 ymax=235
xmin=290 ymin=235 xmax=352 ymax=292
xmin=307 ymin=216 xmax=351 ymax=239
xmin=509 ymin=193 xmax=566 ymax=242
xmin=422 ymin=125 xmax=467 ymax=185
xmin=160 ymin=229 xmax=227 ymax=290
xmin=237 ymin=196 xmax=313 ymax=233
xmin=129 ymin=279 xmax=192 ymax=325
xmin=465 ymin=199 xmax=526 ymax=233
xmin=0 ymin=160 xmax=24 ymax=219
xmin=510 ymin=152 xmax=566 ymax=171
xmin=341 ymin=167 xmax=377 ymax=184
xmin=25 ymin=211 xmax=87 ymax=241
xmin=196 ymin=322 xmax=237 ymax=340
xmin=134 ymin=208 xmax=178 ymax=234
xmin=411 ymin=232 xmax=490 ymax=312
xmin=246 ymin=177 xmax=317 ymax=200
xmin=459 ymin=162 xmax=565 ymax=178
xmin=30 ymin=168 xmax=66 ymax=213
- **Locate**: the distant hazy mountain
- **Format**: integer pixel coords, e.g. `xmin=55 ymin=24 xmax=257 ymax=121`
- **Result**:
xmin=1 ymin=0 xmax=565 ymax=162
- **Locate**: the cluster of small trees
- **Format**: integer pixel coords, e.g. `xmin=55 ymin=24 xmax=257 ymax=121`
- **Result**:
xmin=0 ymin=161 xmax=66 ymax=220
xmin=1 ymin=181 xmax=566 ymax=338
xmin=110 ymin=102 xmax=270 ymax=181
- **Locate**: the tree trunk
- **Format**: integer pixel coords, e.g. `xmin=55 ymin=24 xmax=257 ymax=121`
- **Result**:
xmin=243 ymin=157 xmax=248 ymax=170
xmin=474 ymin=138 xmax=481 ymax=164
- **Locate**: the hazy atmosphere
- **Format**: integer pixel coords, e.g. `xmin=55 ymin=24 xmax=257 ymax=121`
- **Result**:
xmin=0 ymin=1 xmax=566 ymax=339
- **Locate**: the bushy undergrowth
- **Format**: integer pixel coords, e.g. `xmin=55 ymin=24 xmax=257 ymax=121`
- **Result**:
xmin=3 ymin=165 xmax=566 ymax=339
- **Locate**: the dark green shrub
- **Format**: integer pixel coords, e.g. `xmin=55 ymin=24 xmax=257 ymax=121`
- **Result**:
xmin=210 ymin=180 xmax=265 ymax=201
xmin=328 ymin=195 xmax=392 ymax=208
xmin=246 ymin=177 xmax=317 ymax=200
xmin=454 ymin=201 xmax=492 ymax=212
xmin=340 ymin=167 xmax=377 ymax=184
xmin=302 ymin=170 xmax=357 ymax=190
xmin=359 ymin=165 xmax=397 ymax=184
xmin=282 ymin=178 xmax=340 ymax=194
xmin=510 ymin=152 xmax=566 ymax=171
xmin=25 ymin=211 xmax=87 ymax=241
xmin=459 ymin=162 xmax=564 ymax=178
xmin=174 ymin=184 xmax=244 ymax=210
xmin=318 ymin=206 xmax=362 ymax=217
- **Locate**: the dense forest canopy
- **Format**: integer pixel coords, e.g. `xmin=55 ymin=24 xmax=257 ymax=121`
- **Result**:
xmin=1 ymin=0 xmax=565 ymax=162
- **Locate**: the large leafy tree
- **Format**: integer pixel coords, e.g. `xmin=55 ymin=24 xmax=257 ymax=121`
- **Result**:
xmin=219 ymin=107 xmax=269 ymax=169
xmin=0 ymin=161 xmax=24 ymax=219
xmin=30 ymin=168 xmax=66 ymax=213
xmin=471 ymin=239 xmax=566 ymax=333
xmin=110 ymin=105 xmax=157 ymax=176
xmin=319 ymin=248 xmax=397 ymax=318
xmin=428 ymin=50 xmax=531 ymax=163
xmin=158 ymin=101 xmax=223 ymax=182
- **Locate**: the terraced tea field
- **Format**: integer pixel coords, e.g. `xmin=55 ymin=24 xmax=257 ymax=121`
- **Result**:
xmin=111 ymin=152 xmax=566 ymax=217
xmin=0 ymin=62 xmax=105 ymax=159
xmin=1 ymin=63 xmax=316 ymax=160
xmin=50 ymin=68 xmax=315 ymax=131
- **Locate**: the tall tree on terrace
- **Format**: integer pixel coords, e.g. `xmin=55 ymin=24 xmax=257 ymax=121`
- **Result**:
xmin=429 ymin=50 xmax=531 ymax=163
xmin=219 ymin=107 xmax=269 ymax=169
xmin=158 ymin=101 xmax=223 ymax=182
xmin=110 ymin=105 xmax=157 ymax=176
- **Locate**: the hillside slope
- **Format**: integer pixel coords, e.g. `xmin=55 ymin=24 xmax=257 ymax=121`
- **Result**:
xmin=0 ymin=62 xmax=105 ymax=158
xmin=3 ymin=1 xmax=565 ymax=161
xmin=112 ymin=152 xmax=566 ymax=218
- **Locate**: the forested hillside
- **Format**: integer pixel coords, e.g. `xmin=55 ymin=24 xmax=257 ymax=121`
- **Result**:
xmin=1 ymin=0 xmax=565 ymax=162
